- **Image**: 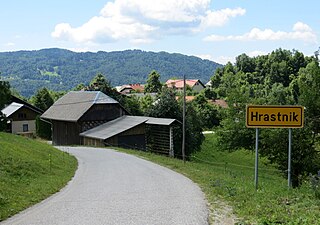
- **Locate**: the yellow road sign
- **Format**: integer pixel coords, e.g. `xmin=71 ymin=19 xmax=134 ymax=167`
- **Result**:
xmin=246 ymin=105 xmax=304 ymax=128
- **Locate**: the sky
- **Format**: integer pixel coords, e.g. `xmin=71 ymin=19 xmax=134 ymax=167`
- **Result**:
xmin=0 ymin=0 xmax=319 ymax=64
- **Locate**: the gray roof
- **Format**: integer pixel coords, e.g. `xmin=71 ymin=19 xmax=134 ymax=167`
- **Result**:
xmin=80 ymin=116 xmax=148 ymax=140
xmin=80 ymin=115 xmax=178 ymax=140
xmin=41 ymin=91 xmax=119 ymax=122
xmin=144 ymin=117 xmax=177 ymax=126
xmin=1 ymin=102 xmax=24 ymax=117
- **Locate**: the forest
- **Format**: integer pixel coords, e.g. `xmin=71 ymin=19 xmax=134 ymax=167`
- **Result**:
xmin=0 ymin=48 xmax=221 ymax=97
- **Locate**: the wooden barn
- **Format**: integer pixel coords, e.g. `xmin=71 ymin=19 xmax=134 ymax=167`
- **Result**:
xmin=80 ymin=115 xmax=179 ymax=157
xmin=41 ymin=91 xmax=127 ymax=145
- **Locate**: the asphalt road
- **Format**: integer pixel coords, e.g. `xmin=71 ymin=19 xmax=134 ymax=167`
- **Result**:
xmin=1 ymin=147 xmax=208 ymax=225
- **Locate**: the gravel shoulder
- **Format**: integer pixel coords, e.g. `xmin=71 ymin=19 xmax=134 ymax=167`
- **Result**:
xmin=1 ymin=147 xmax=209 ymax=225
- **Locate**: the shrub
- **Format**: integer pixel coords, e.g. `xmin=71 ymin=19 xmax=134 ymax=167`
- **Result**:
xmin=310 ymin=170 xmax=320 ymax=199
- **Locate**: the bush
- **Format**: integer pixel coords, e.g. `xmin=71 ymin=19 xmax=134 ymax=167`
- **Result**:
xmin=35 ymin=116 xmax=52 ymax=140
xmin=0 ymin=112 xmax=7 ymax=132
xmin=310 ymin=170 xmax=320 ymax=199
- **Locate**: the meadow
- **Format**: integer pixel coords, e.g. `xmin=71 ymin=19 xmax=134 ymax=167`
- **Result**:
xmin=0 ymin=132 xmax=77 ymax=221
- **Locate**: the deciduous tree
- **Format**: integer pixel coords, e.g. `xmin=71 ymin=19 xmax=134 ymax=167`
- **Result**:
xmin=31 ymin=87 xmax=54 ymax=111
xmin=0 ymin=77 xmax=11 ymax=131
xmin=144 ymin=70 xmax=162 ymax=93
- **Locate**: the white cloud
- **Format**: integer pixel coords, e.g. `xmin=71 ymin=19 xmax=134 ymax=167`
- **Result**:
xmin=195 ymin=54 xmax=214 ymax=61
xmin=213 ymin=55 xmax=235 ymax=64
xmin=52 ymin=16 xmax=157 ymax=44
xmin=195 ymin=54 xmax=234 ymax=64
xmin=52 ymin=0 xmax=245 ymax=44
xmin=204 ymin=22 xmax=317 ymax=43
xmin=199 ymin=7 xmax=246 ymax=29
xmin=5 ymin=42 xmax=15 ymax=47
xmin=247 ymin=50 xmax=267 ymax=57
xmin=101 ymin=0 xmax=210 ymax=22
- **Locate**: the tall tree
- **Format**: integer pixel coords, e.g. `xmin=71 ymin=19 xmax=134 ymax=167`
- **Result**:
xmin=0 ymin=79 xmax=11 ymax=109
xmin=86 ymin=73 xmax=144 ymax=116
xmin=146 ymin=87 xmax=204 ymax=157
xmin=31 ymin=88 xmax=54 ymax=111
xmin=87 ymin=73 xmax=121 ymax=102
xmin=140 ymin=94 xmax=154 ymax=114
xmin=235 ymin=53 xmax=255 ymax=73
xmin=298 ymin=60 xmax=320 ymax=137
xmin=144 ymin=70 xmax=162 ymax=93
xmin=0 ymin=77 xmax=11 ymax=131
xmin=193 ymin=93 xmax=220 ymax=129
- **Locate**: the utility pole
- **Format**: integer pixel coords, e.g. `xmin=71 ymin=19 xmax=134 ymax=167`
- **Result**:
xmin=182 ymin=74 xmax=186 ymax=163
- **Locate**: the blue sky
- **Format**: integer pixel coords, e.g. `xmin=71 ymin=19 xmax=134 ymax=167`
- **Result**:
xmin=0 ymin=0 xmax=319 ymax=64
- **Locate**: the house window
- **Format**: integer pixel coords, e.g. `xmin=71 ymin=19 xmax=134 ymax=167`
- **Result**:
xmin=23 ymin=124 xmax=28 ymax=132
xmin=18 ymin=113 xmax=27 ymax=119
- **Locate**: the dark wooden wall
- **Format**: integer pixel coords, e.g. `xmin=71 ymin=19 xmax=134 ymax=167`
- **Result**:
xmin=146 ymin=125 xmax=171 ymax=155
xmin=80 ymin=104 xmax=126 ymax=122
xmin=52 ymin=120 xmax=81 ymax=146
xmin=82 ymin=137 xmax=104 ymax=147
xmin=10 ymin=107 xmax=39 ymax=121
xmin=80 ymin=104 xmax=127 ymax=132
xmin=104 ymin=123 xmax=146 ymax=150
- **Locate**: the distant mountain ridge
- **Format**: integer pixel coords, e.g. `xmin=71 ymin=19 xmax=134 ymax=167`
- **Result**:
xmin=0 ymin=48 xmax=222 ymax=97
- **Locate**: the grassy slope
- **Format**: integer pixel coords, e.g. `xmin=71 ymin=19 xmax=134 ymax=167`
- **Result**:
xmin=117 ymin=134 xmax=320 ymax=224
xmin=0 ymin=132 xmax=77 ymax=221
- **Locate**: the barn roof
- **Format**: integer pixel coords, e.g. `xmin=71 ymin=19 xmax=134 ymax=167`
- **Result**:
xmin=144 ymin=117 xmax=177 ymax=126
xmin=80 ymin=115 xmax=178 ymax=140
xmin=80 ymin=116 xmax=148 ymax=140
xmin=41 ymin=91 xmax=119 ymax=122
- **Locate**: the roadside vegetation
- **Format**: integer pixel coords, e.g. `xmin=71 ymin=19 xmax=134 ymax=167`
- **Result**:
xmin=0 ymin=132 xmax=77 ymax=221
xmin=117 ymin=133 xmax=320 ymax=224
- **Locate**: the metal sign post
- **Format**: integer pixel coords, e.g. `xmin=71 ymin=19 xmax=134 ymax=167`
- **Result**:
xmin=288 ymin=128 xmax=292 ymax=188
xmin=255 ymin=128 xmax=259 ymax=190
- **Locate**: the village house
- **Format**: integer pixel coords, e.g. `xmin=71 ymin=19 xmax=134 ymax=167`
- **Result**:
xmin=1 ymin=95 xmax=43 ymax=136
xmin=165 ymin=79 xmax=205 ymax=93
xmin=116 ymin=84 xmax=145 ymax=94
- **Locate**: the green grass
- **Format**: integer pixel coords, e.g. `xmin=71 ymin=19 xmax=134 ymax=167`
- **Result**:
xmin=0 ymin=132 xmax=77 ymax=221
xmin=116 ymin=134 xmax=320 ymax=224
xmin=39 ymin=69 xmax=60 ymax=77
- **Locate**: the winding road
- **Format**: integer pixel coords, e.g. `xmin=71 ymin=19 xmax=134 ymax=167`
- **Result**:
xmin=1 ymin=147 xmax=208 ymax=225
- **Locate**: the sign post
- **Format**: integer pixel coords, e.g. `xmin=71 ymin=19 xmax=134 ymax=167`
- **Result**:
xmin=255 ymin=128 xmax=259 ymax=190
xmin=288 ymin=128 xmax=292 ymax=188
xmin=246 ymin=105 xmax=304 ymax=189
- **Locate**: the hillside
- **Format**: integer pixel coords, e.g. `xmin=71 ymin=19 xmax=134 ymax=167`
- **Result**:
xmin=0 ymin=132 xmax=77 ymax=221
xmin=0 ymin=48 xmax=222 ymax=97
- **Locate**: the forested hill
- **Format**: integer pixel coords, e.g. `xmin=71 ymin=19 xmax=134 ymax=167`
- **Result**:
xmin=0 ymin=48 xmax=222 ymax=97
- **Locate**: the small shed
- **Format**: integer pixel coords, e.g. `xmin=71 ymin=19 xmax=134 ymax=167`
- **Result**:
xmin=80 ymin=115 xmax=179 ymax=157
xmin=1 ymin=102 xmax=42 ymax=136
xmin=41 ymin=91 xmax=127 ymax=146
